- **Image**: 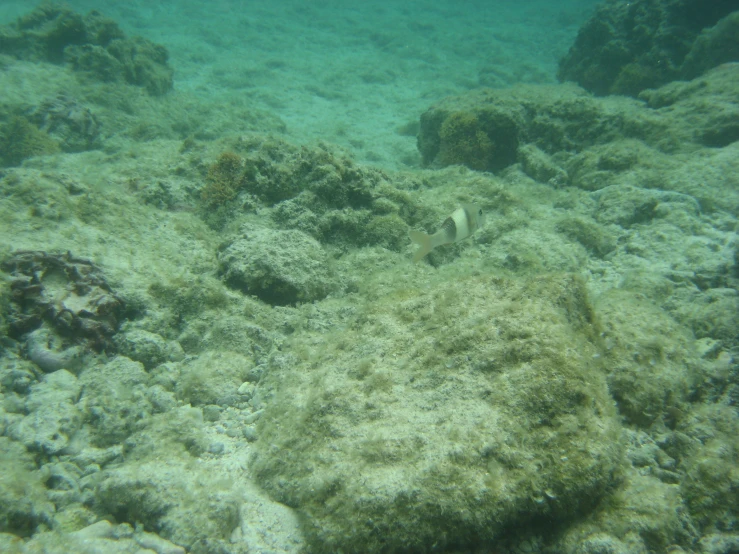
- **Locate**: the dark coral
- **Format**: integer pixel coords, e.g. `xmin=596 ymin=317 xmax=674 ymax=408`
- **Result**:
xmin=558 ymin=0 xmax=739 ymax=97
xmin=1 ymin=250 xmax=128 ymax=353
xmin=0 ymin=4 xmax=173 ymax=95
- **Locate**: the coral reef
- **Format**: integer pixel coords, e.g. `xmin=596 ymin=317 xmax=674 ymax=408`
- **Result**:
xmin=0 ymin=4 xmax=173 ymax=95
xmin=557 ymin=0 xmax=739 ymax=97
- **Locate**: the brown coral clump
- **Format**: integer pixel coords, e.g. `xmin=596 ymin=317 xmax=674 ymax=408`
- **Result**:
xmin=1 ymin=250 xmax=127 ymax=352
xmin=200 ymin=151 xmax=245 ymax=207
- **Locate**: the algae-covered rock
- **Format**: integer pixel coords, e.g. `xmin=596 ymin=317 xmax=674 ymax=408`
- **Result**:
xmin=78 ymin=357 xmax=153 ymax=447
xmin=595 ymin=290 xmax=698 ymax=428
xmin=96 ymin=457 xmax=239 ymax=550
xmin=678 ymin=402 xmax=739 ymax=533
xmin=0 ymin=437 xmax=54 ymax=537
xmin=640 ymin=63 xmax=739 ymax=150
xmin=682 ymin=12 xmax=739 ymax=80
xmin=6 ymin=369 xmax=82 ymax=455
xmin=114 ymin=329 xmax=184 ymax=370
xmin=0 ymin=116 xmax=60 ymax=167
xmin=557 ymin=0 xmax=739 ymax=97
xmin=218 ymin=224 xmax=338 ymax=306
xmin=199 ymin=137 xmax=422 ymax=249
xmin=418 ymin=64 xmax=739 ymax=178
xmin=251 ymin=274 xmax=624 ymax=553
xmin=29 ymin=94 xmax=101 ymax=153
xmin=555 ymin=471 xmax=691 ymax=553
xmin=176 ymin=350 xmax=253 ymax=407
xmin=0 ymin=4 xmax=173 ymax=95
xmin=416 ymin=84 xmax=665 ymax=174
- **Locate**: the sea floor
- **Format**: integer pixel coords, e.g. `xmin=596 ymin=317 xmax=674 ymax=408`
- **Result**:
xmin=1 ymin=1 xmax=738 ymax=554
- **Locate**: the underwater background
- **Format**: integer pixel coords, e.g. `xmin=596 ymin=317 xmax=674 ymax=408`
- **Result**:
xmin=0 ymin=0 xmax=738 ymax=553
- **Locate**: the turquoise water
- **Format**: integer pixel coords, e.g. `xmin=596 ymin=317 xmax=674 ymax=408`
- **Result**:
xmin=1 ymin=1 xmax=738 ymax=554
xmin=1 ymin=0 xmax=599 ymax=169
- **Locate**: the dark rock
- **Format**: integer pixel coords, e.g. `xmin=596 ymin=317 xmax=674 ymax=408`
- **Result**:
xmin=682 ymin=12 xmax=739 ymax=79
xmin=558 ymin=0 xmax=739 ymax=97
xmin=1 ymin=250 xmax=128 ymax=355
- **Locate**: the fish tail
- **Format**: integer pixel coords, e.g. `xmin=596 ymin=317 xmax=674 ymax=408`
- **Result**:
xmin=409 ymin=230 xmax=432 ymax=262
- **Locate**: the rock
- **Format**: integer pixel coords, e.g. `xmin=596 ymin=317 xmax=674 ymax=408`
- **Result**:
xmin=176 ymin=350 xmax=252 ymax=406
xmin=218 ymin=224 xmax=338 ymax=305
xmin=96 ymin=457 xmax=239 ymax=549
xmin=29 ymin=94 xmax=101 ymax=152
xmin=0 ymin=437 xmax=54 ymax=536
xmin=557 ymin=0 xmax=739 ymax=97
xmin=134 ymin=530 xmax=186 ymax=554
xmin=0 ymin=115 xmax=60 ymax=167
xmin=7 ymin=369 xmax=82 ymax=455
xmin=26 ymin=327 xmax=84 ymax=373
xmin=251 ymin=274 xmax=624 ymax=553
xmin=418 ymin=63 xmax=739 ymax=181
xmin=416 ymin=84 xmax=665 ymax=173
xmin=682 ymin=13 xmax=739 ymax=79
xmin=114 ymin=329 xmax=184 ymax=370
xmin=0 ymin=4 xmax=173 ymax=95
xmin=78 ymin=357 xmax=152 ymax=447
xmin=699 ymin=533 xmax=739 ymax=554
xmin=70 ymin=519 xmax=115 ymax=540
xmin=1 ymin=250 xmax=128 ymax=354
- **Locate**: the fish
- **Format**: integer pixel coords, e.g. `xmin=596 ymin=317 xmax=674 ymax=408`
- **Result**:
xmin=409 ymin=203 xmax=485 ymax=262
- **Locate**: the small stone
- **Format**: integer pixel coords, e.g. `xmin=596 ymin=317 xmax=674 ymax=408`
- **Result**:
xmin=237 ymin=382 xmax=255 ymax=398
xmin=135 ymin=530 xmax=186 ymax=554
xmin=244 ymin=409 xmax=263 ymax=424
xmin=71 ymin=519 xmax=114 ymax=540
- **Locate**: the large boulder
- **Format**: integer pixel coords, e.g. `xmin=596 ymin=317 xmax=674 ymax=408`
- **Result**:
xmin=251 ymin=273 xmax=625 ymax=553
xmin=218 ymin=225 xmax=338 ymax=306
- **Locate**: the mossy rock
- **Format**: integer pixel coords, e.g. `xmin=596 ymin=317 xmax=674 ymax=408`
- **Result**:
xmin=251 ymin=273 xmax=624 ymax=553
xmin=437 ymin=111 xmax=497 ymax=170
xmin=557 ymin=0 xmax=738 ymax=97
xmin=416 ymin=85 xmax=669 ymax=175
xmin=218 ymin=225 xmax=338 ymax=306
xmin=0 ymin=4 xmax=172 ymax=95
xmin=0 ymin=116 xmax=60 ymax=167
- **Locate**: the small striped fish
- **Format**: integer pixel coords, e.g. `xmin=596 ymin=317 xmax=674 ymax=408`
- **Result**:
xmin=409 ymin=204 xmax=485 ymax=262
